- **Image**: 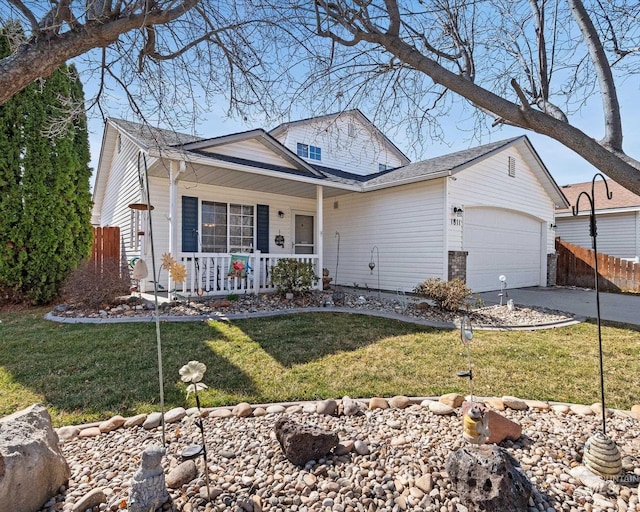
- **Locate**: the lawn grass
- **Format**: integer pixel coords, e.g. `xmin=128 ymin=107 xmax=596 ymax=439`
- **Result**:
xmin=0 ymin=308 xmax=639 ymax=427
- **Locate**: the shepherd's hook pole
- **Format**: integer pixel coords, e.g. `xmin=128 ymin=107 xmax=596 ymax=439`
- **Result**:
xmin=572 ymin=173 xmax=612 ymax=436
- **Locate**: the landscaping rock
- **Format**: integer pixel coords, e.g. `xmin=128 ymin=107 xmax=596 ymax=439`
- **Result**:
xmin=446 ymin=444 xmax=532 ymax=511
xmin=342 ymin=396 xmax=364 ymax=416
xmin=124 ymin=414 xmax=148 ymax=428
xmin=429 ymin=402 xmax=455 ymax=415
xmin=274 ymin=417 xmax=339 ymax=466
xmin=570 ymin=404 xmax=594 ymax=416
xmin=164 ymin=407 xmax=187 ymax=423
xmin=233 ymin=402 xmax=253 ymax=418
xmin=99 ymin=415 xmax=126 ymax=433
xmin=165 ymin=460 xmax=198 ymax=489
xmin=0 ymin=404 xmax=70 ymax=512
xmin=525 ymin=400 xmax=550 ymax=411
xmin=485 ymin=410 xmax=522 ymax=444
xmin=71 ymin=488 xmax=106 ymax=512
xmin=501 ymin=395 xmax=528 ymax=410
xmin=483 ymin=398 xmax=505 ymax=411
xmin=316 ymin=399 xmax=337 ymax=416
xmin=56 ymin=425 xmax=80 ymax=443
xmin=551 ymin=404 xmax=570 ymax=414
xmin=210 ymin=408 xmax=233 ymax=418
xmin=388 ymin=395 xmax=411 ymax=409
xmin=266 ymin=405 xmax=286 ymax=414
xmin=439 ymin=393 xmax=464 ymax=408
xmin=143 ymin=412 xmax=163 ymax=429
xmin=78 ymin=427 xmax=101 ymax=438
xmin=368 ymin=397 xmax=388 ymax=410
xmin=354 ymin=440 xmax=370 ymax=455
xmin=631 ymin=404 xmax=640 ymax=420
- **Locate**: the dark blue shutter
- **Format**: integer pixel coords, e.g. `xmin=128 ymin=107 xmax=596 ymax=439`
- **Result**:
xmin=182 ymin=196 xmax=198 ymax=252
xmin=256 ymin=204 xmax=269 ymax=253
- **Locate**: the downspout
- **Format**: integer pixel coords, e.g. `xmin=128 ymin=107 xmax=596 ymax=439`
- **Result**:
xmin=316 ymin=185 xmax=324 ymax=291
xmin=443 ymin=172 xmax=451 ymax=281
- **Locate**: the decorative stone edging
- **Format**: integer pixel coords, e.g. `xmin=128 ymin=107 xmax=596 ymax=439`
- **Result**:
xmin=45 ymin=306 xmax=585 ymax=331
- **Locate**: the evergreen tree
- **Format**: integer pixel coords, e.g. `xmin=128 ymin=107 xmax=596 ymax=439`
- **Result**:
xmin=0 ymin=27 xmax=92 ymax=305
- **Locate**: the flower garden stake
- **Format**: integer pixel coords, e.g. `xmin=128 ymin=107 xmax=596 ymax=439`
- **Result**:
xmin=571 ymin=174 xmax=622 ymax=479
xmin=179 ymin=361 xmax=212 ymax=500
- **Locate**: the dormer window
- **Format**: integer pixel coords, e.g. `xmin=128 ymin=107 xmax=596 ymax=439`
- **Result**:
xmin=297 ymin=143 xmax=321 ymax=161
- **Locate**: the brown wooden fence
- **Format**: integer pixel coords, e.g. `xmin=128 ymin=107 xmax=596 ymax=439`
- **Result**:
xmin=556 ymin=237 xmax=640 ymax=292
xmin=91 ymin=226 xmax=120 ymax=270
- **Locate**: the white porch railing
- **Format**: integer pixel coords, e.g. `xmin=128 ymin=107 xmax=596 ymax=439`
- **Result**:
xmin=177 ymin=251 xmax=320 ymax=296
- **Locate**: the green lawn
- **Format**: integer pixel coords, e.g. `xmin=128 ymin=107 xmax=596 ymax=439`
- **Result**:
xmin=0 ymin=308 xmax=639 ymax=427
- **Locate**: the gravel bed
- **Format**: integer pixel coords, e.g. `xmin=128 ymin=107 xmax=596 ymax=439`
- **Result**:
xmin=46 ymin=403 xmax=639 ymax=512
xmin=50 ymin=290 xmax=577 ymax=328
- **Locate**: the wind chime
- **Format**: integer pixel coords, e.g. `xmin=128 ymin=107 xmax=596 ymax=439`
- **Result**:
xmin=572 ymin=173 xmax=621 ymax=479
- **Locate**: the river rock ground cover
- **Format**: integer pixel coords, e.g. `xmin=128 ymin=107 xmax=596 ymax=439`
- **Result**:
xmin=50 ymin=290 xmax=576 ymax=328
xmin=46 ymin=398 xmax=639 ymax=512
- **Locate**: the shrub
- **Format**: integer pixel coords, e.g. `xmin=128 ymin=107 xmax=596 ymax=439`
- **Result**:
xmin=62 ymin=259 xmax=131 ymax=309
xmin=270 ymin=259 xmax=318 ymax=296
xmin=413 ymin=277 xmax=472 ymax=311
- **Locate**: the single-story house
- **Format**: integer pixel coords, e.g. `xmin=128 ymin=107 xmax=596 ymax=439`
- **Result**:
xmin=91 ymin=109 xmax=569 ymax=294
xmin=556 ymin=179 xmax=640 ymax=262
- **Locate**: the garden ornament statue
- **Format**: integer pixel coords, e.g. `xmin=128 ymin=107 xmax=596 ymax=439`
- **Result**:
xmin=457 ymin=316 xmax=489 ymax=444
xmin=572 ymin=173 xmax=622 ymax=479
xmin=128 ymin=445 xmax=169 ymax=512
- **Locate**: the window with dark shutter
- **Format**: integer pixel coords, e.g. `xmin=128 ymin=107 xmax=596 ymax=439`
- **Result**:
xmin=181 ymin=196 xmax=199 ymax=252
xmin=256 ymin=204 xmax=269 ymax=253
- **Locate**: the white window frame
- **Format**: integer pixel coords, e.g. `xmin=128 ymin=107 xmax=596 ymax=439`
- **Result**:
xmin=201 ymin=201 xmax=255 ymax=253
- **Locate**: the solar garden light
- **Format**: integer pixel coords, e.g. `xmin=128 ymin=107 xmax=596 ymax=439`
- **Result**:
xmin=498 ymin=275 xmax=507 ymax=306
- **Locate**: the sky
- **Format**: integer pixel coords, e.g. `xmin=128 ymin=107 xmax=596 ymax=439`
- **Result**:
xmin=83 ymin=70 xmax=639 ymax=192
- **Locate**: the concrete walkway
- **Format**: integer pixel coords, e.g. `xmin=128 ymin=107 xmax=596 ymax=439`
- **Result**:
xmin=477 ymin=286 xmax=640 ymax=326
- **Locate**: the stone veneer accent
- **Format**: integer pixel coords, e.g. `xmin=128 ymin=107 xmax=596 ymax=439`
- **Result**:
xmin=547 ymin=252 xmax=558 ymax=286
xmin=448 ymin=251 xmax=468 ymax=282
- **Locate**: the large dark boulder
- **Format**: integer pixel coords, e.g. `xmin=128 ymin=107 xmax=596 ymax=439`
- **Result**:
xmin=274 ymin=417 xmax=339 ymax=466
xmin=0 ymin=404 xmax=70 ymax=512
xmin=445 ymin=444 xmax=532 ymax=512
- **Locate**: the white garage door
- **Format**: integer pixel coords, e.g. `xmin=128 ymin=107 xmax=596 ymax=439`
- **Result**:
xmin=464 ymin=208 xmax=542 ymax=292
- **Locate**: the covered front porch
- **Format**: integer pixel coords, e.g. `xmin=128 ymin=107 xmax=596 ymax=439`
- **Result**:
xmin=141 ymin=146 xmax=357 ymax=295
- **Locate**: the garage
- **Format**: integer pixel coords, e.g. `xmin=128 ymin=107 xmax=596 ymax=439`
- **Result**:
xmin=464 ymin=207 xmax=544 ymax=292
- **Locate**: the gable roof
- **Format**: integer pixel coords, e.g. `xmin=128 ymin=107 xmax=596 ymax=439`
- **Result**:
xmin=362 ymin=136 xmax=569 ymax=207
xmin=557 ymin=178 xmax=640 ymax=214
xmin=179 ymin=128 xmax=324 ymax=177
xmin=269 ymin=109 xmax=411 ymax=165
xmin=110 ymin=118 xmax=202 ymax=148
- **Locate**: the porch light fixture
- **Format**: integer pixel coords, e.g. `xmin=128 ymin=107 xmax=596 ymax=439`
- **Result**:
xmin=549 ymin=223 xmax=557 ymax=230
xmin=278 ymin=210 xmax=285 ymax=218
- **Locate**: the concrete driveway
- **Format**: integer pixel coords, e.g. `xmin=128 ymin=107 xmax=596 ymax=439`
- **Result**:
xmin=477 ymin=286 xmax=640 ymax=326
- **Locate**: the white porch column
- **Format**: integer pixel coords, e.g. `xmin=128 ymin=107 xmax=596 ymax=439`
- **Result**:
xmin=168 ymin=161 xmax=185 ymax=293
xmin=316 ymin=185 xmax=324 ymax=291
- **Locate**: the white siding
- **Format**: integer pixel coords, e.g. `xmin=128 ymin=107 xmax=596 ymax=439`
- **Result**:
xmin=94 ymin=133 xmax=144 ymax=265
xmin=445 ymin=145 xmax=555 ymax=291
xmin=556 ymin=212 xmax=640 ymax=259
xmin=200 ymin=139 xmax=295 ymax=168
xmin=273 ymin=114 xmax=405 ymax=177
xmin=323 ymin=180 xmax=446 ymax=292
xmin=447 ymin=146 xmax=556 ymax=253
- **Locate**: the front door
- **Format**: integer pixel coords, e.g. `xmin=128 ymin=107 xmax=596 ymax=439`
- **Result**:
xmin=294 ymin=214 xmax=314 ymax=254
